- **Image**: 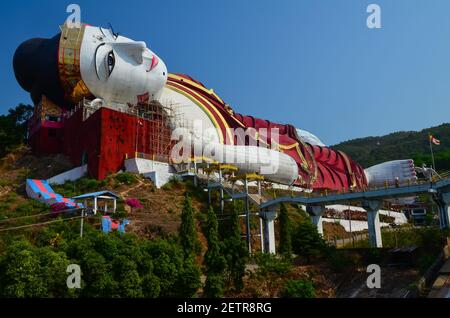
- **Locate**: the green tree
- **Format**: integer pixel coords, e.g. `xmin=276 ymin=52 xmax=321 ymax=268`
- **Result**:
xmin=278 ymin=203 xmax=292 ymax=258
xmin=203 ymin=206 xmax=226 ymax=297
xmin=0 ymin=240 xmax=47 ymax=297
xmin=179 ymin=193 xmax=201 ymax=258
xmin=145 ymin=238 xmax=200 ymax=297
xmin=0 ymin=221 xmax=205 ymax=299
xmin=141 ymin=273 xmax=161 ymax=298
xmin=80 ymin=250 xmax=118 ymax=297
xmin=0 ymin=104 xmax=33 ymax=158
xmin=223 ymin=207 xmax=248 ymax=292
xmin=34 ymin=247 xmax=73 ymax=297
xmin=176 ymin=256 xmax=202 ymax=297
xmin=112 ymin=255 xmax=143 ymax=297
xmin=283 ymin=279 xmax=316 ymax=298
xmin=292 ymin=219 xmax=327 ymax=261
xmin=62 ymin=233 xmax=119 ymax=297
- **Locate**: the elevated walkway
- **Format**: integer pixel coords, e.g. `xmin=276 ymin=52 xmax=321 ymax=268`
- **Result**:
xmin=258 ymin=176 xmax=450 ymax=250
xmin=260 ymin=173 xmax=450 ymax=209
xmin=180 ymin=163 xmax=450 ymax=254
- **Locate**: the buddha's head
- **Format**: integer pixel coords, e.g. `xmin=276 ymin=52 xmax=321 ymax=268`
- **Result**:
xmin=13 ymin=23 xmax=168 ymax=108
xmin=80 ymin=25 xmax=168 ymax=106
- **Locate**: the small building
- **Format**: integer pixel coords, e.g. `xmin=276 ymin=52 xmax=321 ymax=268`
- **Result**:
xmin=72 ymin=191 xmax=120 ymax=215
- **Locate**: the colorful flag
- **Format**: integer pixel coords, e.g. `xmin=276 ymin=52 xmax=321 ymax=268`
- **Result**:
xmin=429 ymin=134 xmax=441 ymax=146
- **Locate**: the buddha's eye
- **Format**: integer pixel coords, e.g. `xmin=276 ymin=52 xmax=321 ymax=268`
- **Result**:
xmin=107 ymin=51 xmax=115 ymax=75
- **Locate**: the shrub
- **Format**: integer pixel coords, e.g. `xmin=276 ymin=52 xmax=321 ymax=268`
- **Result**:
xmin=15 ymin=203 xmax=34 ymax=214
xmin=53 ymin=177 xmax=107 ymax=198
xmin=114 ymin=172 xmax=137 ymax=185
xmin=4 ymin=192 xmax=18 ymax=203
xmin=112 ymin=210 xmax=128 ymax=220
xmin=418 ymin=254 xmax=436 ymax=274
xmin=283 ymin=279 xmax=315 ymax=298
xmin=51 ymin=202 xmax=68 ymax=214
xmin=125 ymin=198 xmax=144 ymax=209
xmin=168 ymin=175 xmax=182 ymax=185
xmin=255 ymin=253 xmax=292 ymax=276
xmin=0 ymin=179 xmax=11 ymax=187
xmin=0 ymin=202 xmax=10 ymax=214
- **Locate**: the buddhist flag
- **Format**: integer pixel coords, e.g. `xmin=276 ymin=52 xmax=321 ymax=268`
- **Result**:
xmin=429 ymin=134 xmax=441 ymax=146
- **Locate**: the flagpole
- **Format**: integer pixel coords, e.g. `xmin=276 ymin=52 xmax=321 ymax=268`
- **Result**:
xmin=429 ymin=134 xmax=436 ymax=171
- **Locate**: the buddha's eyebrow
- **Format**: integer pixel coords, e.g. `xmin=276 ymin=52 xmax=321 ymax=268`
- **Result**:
xmin=94 ymin=43 xmax=106 ymax=80
xmin=99 ymin=27 xmax=105 ymax=36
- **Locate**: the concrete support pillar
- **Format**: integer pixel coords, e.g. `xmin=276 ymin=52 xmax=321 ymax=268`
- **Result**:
xmin=113 ymin=199 xmax=117 ymax=214
xmin=259 ymin=217 xmax=264 ymax=253
xmin=259 ymin=210 xmax=277 ymax=254
xmin=244 ymin=179 xmax=252 ymax=254
xmin=306 ymin=205 xmax=325 ymax=236
xmin=219 ymin=169 xmax=224 ymax=213
xmin=80 ymin=209 xmax=84 ymax=238
xmin=94 ymin=197 xmax=98 ymax=215
xmin=193 ymin=160 xmax=198 ymax=187
xmin=362 ymin=200 xmax=383 ymax=248
xmin=436 ymin=201 xmax=446 ymax=229
xmin=434 ymin=192 xmax=450 ymax=229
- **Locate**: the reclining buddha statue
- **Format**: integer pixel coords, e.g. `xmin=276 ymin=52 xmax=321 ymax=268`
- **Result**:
xmin=13 ymin=23 xmax=417 ymax=191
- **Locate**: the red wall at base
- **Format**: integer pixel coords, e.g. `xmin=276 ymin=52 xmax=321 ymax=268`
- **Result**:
xmin=28 ymin=107 xmax=162 ymax=180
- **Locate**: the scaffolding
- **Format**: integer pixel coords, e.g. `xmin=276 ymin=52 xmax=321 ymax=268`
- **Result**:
xmin=70 ymin=97 xmax=189 ymax=164
xmin=126 ymin=99 xmax=186 ymax=163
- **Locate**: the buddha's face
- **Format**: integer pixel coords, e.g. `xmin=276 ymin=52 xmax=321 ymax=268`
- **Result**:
xmin=80 ymin=26 xmax=167 ymax=106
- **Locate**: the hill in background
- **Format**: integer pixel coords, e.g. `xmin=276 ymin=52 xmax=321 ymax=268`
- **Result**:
xmin=332 ymin=123 xmax=450 ymax=171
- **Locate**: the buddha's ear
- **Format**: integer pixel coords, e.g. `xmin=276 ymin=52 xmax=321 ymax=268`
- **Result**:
xmin=111 ymin=41 xmax=147 ymax=64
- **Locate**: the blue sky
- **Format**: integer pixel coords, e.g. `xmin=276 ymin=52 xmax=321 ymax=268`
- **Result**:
xmin=1 ymin=0 xmax=450 ymax=145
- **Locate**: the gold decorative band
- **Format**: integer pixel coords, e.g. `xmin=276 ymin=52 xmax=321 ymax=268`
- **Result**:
xmin=58 ymin=23 xmax=92 ymax=105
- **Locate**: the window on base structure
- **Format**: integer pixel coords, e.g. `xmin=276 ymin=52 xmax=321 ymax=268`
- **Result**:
xmin=48 ymin=129 xmax=57 ymax=138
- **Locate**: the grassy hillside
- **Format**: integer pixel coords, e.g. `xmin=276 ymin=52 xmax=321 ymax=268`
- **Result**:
xmin=0 ymin=148 xmax=346 ymax=298
xmin=333 ymin=123 xmax=450 ymax=170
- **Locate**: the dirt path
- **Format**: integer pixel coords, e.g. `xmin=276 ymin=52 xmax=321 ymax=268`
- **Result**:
xmin=118 ymin=177 xmax=146 ymax=198
xmin=0 ymin=186 xmax=10 ymax=198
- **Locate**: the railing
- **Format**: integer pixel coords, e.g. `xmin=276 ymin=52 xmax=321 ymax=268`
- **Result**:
xmin=290 ymin=176 xmax=441 ymax=200
xmin=432 ymin=170 xmax=450 ymax=182
xmin=327 ymin=232 xmax=368 ymax=248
